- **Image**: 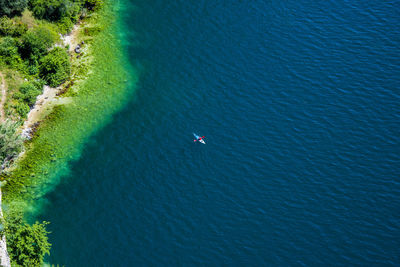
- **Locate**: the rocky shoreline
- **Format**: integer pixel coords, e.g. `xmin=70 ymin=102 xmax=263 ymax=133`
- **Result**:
xmin=0 ymin=189 xmax=10 ymax=267
xmin=22 ymin=25 xmax=81 ymax=140
xmin=0 ymin=13 xmax=87 ymax=267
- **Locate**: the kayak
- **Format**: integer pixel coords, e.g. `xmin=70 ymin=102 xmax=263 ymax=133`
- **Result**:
xmin=193 ymin=133 xmax=206 ymax=144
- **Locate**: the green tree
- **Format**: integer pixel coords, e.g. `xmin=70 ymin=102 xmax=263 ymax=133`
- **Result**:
xmin=4 ymin=211 xmax=51 ymax=267
xmin=29 ymin=0 xmax=81 ymax=32
xmin=0 ymin=16 xmax=28 ymax=37
xmin=13 ymin=82 xmax=41 ymax=111
xmin=12 ymin=19 xmax=28 ymax=36
xmin=39 ymin=47 xmax=70 ymax=87
xmin=0 ymin=17 xmax=14 ymax=36
xmin=0 ymin=36 xmax=22 ymax=67
xmin=19 ymin=26 xmax=57 ymax=60
xmin=18 ymin=82 xmax=41 ymax=106
xmin=14 ymin=102 xmax=30 ymax=118
xmin=0 ymin=120 xmax=23 ymax=168
xmin=29 ymin=0 xmax=80 ymax=21
xmin=0 ymin=0 xmax=28 ymax=17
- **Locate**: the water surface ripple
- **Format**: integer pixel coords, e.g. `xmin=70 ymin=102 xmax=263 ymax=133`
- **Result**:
xmin=42 ymin=0 xmax=399 ymax=266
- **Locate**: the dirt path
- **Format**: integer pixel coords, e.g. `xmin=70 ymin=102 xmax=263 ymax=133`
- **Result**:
xmin=0 ymin=72 xmax=7 ymax=122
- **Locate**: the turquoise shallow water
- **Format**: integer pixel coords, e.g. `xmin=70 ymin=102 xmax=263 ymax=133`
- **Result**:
xmin=40 ymin=0 xmax=399 ymax=265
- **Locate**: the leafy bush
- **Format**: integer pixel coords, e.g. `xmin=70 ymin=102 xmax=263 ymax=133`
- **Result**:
xmin=0 ymin=36 xmax=22 ymax=67
xmin=19 ymin=26 xmax=57 ymax=59
xmin=39 ymin=47 xmax=70 ymax=87
xmin=29 ymin=0 xmax=82 ymax=32
xmin=0 ymin=17 xmax=14 ymax=36
xmin=14 ymin=101 xmax=30 ymax=117
xmin=26 ymin=59 xmax=39 ymax=75
xmin=12 ymin=20 xmax=28 ymax=36
xmin=4 ymin=211 xmax=51 ymax=267
xmin=29 ymin=0 xmax=80 ymax=21
xmin=14 ymin=82 xmax=41 ymax=106
xmin=0 ymin=120 xmax=23 ymax=168
xmin=0 ymin=16 xmax=28 ymax=36
xmin=31 ymin=78 xmax=45 ymax=91
xmin=57 ymin=15 xmax=74 ymax=33
xmin=0 ymin=0 xmax=28 ymax=17
xmin=84 ymin=0 xmax=103 ymax=11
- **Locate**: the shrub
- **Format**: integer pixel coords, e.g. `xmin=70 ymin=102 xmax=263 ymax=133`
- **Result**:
xmin=29 ymin=0 xmax=80 ymax=21
xmin=31 ymin=78 xmax=45 ymax=91
xmin=0 ymin=120 xmax=23 ymax=168
xmin=0 ymin=36 xmax=22 ymax=67
xmin=11 ymin=19 xmax=28 ymax=36
xmin=29 ymin=0 xmax=81 ymax=33
xmin=0 ymin=16 xmax=14 ymax=36
xmin=26 ymin=60 xmax=39 ymax=75
xmin=15 ymin=82 xmax=41 ymax=106
xmin=19 ymin=26 xmax=57 ymax=59
xmin=0 ymin=0 xmax=28 ymax=17
xmin=39 ymin=47 xmax=70 ymax=87
xmin=14 ymin=102 xmax=30 ymax=117
xmin=0 ymin=16 xmax=28 ymax=36
xmin=84 ymin=0 xmax=103 ymax=11
xmin=57 ymin=16 xmax=74 ymax=34
xmin=4 ymin=211 xmax=51 ymax=267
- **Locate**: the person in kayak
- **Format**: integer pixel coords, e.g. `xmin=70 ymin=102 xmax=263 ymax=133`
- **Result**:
xmin=193 ymin=133 xmax=206 ymax=144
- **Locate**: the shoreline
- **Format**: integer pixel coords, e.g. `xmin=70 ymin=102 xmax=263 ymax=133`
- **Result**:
xmin=0 ymin=0 xmax=137 ymax=264
xmin=22 ymin=24 xmax=81 ymax=137
xmin=0 ymin=189 xmax=10 ymax=267
xmin=2 ymin=0 xmax=136 ymax=203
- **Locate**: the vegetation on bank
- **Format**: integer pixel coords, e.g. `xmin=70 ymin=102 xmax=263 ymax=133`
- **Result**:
xmin=0 ymin=0 xmax=117 ymax=266
xmin=2 ymin=210 xmax=50 ymax=266
xmin=0 ymin=120 xmax=23 ymax=169
xmin=0 ymin=0 xmax=103 ymax=123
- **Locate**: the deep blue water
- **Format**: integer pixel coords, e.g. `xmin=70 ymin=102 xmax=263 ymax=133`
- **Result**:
xmin=41 ymin=0 xmax=400 ymax=265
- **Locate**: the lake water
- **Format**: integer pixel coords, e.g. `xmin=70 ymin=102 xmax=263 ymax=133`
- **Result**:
xmin=41 ymin=0 xmax=400 ymax=265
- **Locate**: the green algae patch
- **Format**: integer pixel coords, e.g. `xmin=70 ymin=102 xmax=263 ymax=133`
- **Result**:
xmin=2 ymin=1 xmax=138 ymax=213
